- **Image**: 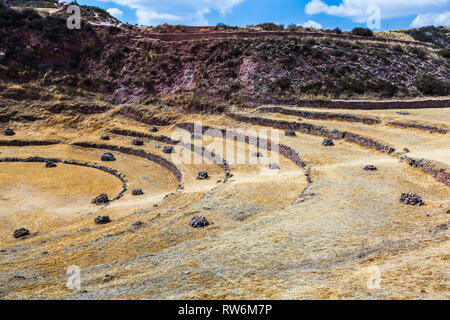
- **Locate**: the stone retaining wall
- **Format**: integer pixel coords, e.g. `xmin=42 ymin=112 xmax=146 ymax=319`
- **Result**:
xmin=224 ymin=113 xmax=449 ymax=187
xmin=176 ymin=123 xmax=307 ymax=169
xmin=72 ymin=142 xmax=182 ymax=182
xmin=143 ymin=31 xmax=435 ymax=48
xmin=0 ymin=156 xmax=128 ymax=202
xmin=405 ymin=157 xmax=450 ymax=187
xmin=255 ymin=99 xmax=450 ymax=110
xmin=258 ymin=107 xmax=381 ymax=124
xmin=386 ymin=121 xmax=448 ymax=134
xmin=0 ymin=140 xmax=61 ymax=146
xmin=110 ymin=128 xmax=230 ymax=175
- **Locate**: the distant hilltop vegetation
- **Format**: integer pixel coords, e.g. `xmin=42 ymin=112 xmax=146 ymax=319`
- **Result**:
xmin=6 ymin=0 xmax=58 ymax=8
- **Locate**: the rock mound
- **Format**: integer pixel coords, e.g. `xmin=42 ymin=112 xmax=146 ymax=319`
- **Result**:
xmin=363 ymin=165 xmax=377 ymax=171
xmin=94 ymin=216 xmax=111 ymax=224
xmin=149 ymin=126 xmax=159 ymax=132
xmin=132 ymin=188 xmax=144 ymax=196
xmin=45 ymin=161 xmax=57 ymax=168
xmin=132 ymin=221 xmax=143 ymax=227
xmin=100 ymin=134 xmax=110 ymax=141
xmin=3 ymin=128 xmax=15 ymax=136
xmin=400 ymin=193 xmax=424 ymax=206
xmin=269 ymin=163 xmax=280 ymax=170
xmin=162 ymin=146 xmax=174 ymax=154
xmin=13 ymin=228 xmax=30 ymax=239
xmin=132 ymin=138 xmax=144 ymax=146
xmin=101 ymin=152 xmax=116 ymax=161
xmin=197 ymin=171 xmax=209 ymax=180
xmin=189 ymin=216 xmax=211 ymax=228
xmin=285 ymin=130 xmax=296 ymax=136
xmin=92 ymin=194 xmax=109 ymax=205
xmin=322 ymin=139 xmax=334 ymax=146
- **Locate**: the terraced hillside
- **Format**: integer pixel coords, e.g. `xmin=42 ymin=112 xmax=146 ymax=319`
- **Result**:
xmin=0 ymin=101 xmax=448 ymax=299
xmin=0 ymin=4 xmax=449 ymax=300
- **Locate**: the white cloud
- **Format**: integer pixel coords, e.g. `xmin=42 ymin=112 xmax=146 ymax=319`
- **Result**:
xmin=305 ymin=0 xmax=450 ymax=25
xmin=302 ymin=20 xmax=323 ymax=29
xmin=107 ymin=8 xmax=123 ymax=19
xmin=411 ymin=11 xmax=450 ymax=27
xmin=99 ymin=0 xmax=245 ymax=26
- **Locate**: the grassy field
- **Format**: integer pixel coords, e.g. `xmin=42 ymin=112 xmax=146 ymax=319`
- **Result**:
xmin=0 ymin=104 xmax=448 ymax=299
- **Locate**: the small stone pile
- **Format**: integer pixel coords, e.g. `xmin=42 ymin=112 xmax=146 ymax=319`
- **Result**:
xmin=269 ymin=163 xmax=280 ymax=170
xmin=101 ymin=152 xmax=116 ymax=161
xmin=149 ymin=126 xmax=159 ymax=132
xmin=45 ymin=161 xmax=57 ymax=168
xmin=132 ymin=188 xmax=144 ymax=196
xmin=100 ymin=134 xmax=110 ymax=141
xmin=162 ymin=146 xmax=174 ymax=154
xmin=92 ymin=193 xmax=109 ymax=205
xmin=285 ymin=130 xmax=296 ymax=136
xmin=132 ymin=138 xmax=144 ymax=146
xmin=252 ymin=152 xmax=263 ymax=158
xmin=197 ymin=171 xmax=209 ymax=180
xmin=189 ymin=216 xmax=211 ymax=228
xmin=94 ymin=216 xmax=111 ymax=224
xmin=132 ymin=221 xmax=143 ymax=227
xmin=13 ymin=228 xmax=30 ymax=239
xmin=3 ymin=128 xmax=15 ymax=136
xmin=363 ymin=165 xmax=377 ymax=171
xmin=400 ymin=193 xmax=424 ymax=206
xmin=322 ymin=139 xmax=334 ymax=147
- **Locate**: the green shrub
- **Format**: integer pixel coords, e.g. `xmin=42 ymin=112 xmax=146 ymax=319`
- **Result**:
xmin=351 ymin=28 xmax=373 ymax=37
xmin=255 ymin=23 xmax=284 ymax=31
xmin=275 ymin=77 xmax=291 ymax=91
xmin=408 ymin=46 xmax=428 ymax=59
xmin=437 ymin=49 xmax=450 ymax=59
xmin=106 ymin=51 xmax=125 ymax=72
xmin=415 ymin=75 xmax=450 ymax=96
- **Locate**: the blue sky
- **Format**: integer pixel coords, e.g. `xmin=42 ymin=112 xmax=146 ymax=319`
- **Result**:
xmin=77 ymin=0 xmax=450 ymax=30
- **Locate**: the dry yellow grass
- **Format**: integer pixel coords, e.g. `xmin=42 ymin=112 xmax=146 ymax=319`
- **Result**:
xmin=374 ymin=31 xmax=416 ymax=42
xmin=0 ymin=105 xmax=448 ymax=299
